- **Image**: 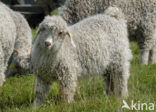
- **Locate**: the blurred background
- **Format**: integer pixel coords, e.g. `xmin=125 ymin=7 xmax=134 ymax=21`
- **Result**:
xmin=0 ymin=0 xmax=66 ymax=27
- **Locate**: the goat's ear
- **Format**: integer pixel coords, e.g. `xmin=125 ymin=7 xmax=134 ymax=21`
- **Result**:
xmin=66 ymin=31 xmax=70 ymax=37
xmin=32 ymin=27 xmax=45 ymax=44
xmin=66 ymin=32 xmax=76 ymax=48
xmin=32 ymin=29 xmax=40 ymax=44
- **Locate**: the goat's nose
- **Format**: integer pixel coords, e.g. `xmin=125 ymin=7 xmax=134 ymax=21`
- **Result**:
xmin=45 ymin=41 xmax=51 ymax=47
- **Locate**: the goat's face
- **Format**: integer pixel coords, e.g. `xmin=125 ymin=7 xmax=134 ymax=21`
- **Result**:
xmin=33 ymin=16 xmax=76 ymax=53
xmin=36 ymin=26 xmax=67 ymax=53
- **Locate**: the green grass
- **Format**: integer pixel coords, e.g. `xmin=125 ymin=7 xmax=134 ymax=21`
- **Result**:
xmin=1 ymin=11 xmax=155 ymax=111
xmin=50 ymin=9 xmax=58 ymax=16
xmin=0 ymin=38 xmax=156 ymax=112
xmin=32 ymin=29 xmax=37 ymax=38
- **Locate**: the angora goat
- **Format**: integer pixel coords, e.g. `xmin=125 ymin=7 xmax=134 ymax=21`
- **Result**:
xmin=31 ymin=7 xmax=132 ymax=106
xmin=0 ymin=2 xmax=16 ymax=86
xmin=0 ymin=2 xmax=32 ymax=76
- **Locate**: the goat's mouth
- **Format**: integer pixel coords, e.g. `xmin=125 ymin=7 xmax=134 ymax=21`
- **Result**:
xmin=45 ymin=45 xmax=53 ymax=50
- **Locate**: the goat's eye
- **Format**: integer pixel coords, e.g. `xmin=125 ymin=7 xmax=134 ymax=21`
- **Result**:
xmin=58 ymin=31 xmax=63 ymax=35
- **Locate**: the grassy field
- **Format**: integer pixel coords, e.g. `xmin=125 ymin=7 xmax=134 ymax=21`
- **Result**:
xmin=0 ymin=30 xmax=156 ymax=112
xmin=1 ymin=9 xmax=156 ymax=111
xmin=1 ymin=8 xmax=156 ymax=110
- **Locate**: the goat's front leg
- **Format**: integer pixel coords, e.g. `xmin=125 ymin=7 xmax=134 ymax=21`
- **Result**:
xmin=34 ymin=76 xmax=50 ymax=106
